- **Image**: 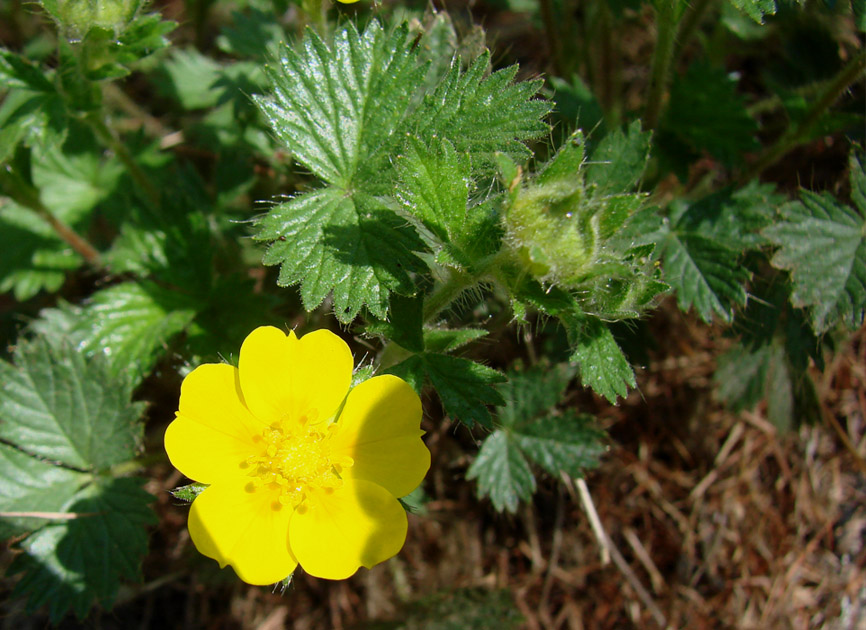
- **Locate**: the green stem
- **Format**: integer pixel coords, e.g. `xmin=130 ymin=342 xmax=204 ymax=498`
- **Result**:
xmin=422 ymin=268 xmax=476 ymax=323
xmin=597 ymin=3 xmax=621 ymax=128
xmin=87 ymin=113 xmax=160 ymax=207
xmin=0 ymin=167 xmax=102 ymax=265
xmin=644 ymin=0 xmax=680 ymax=131
xmin=749 ymin=48 xmax=866 ymax=178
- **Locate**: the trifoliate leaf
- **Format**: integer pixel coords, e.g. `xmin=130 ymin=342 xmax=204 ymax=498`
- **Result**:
xmin=0 ymin=443 xmax=88 ymax=540
xmin=497 ymin=363 xmax=575 ymax=429
xmin=0 ymin=337 xmax=145 ymax=471
xmin=660 ymin=61 xmax=759 ymax=168
xmin=466 ymin=430 xmax=535 ymax=513
xmin=586 ymin=120 xmax=652 ymax=194
xmin=468 ymin=365 xmax=605 ymax=513
xmin=410 ymin=52 xmax=550 ymax=174
xmin=67 ymin=281 xmax=198 ymax=384
xmin=514 ymin=411 xmax=606 ymax=478
xmin=10 ymin=477 xmax=155 ymax=622
xmin=257 ymin=187 xmax=425 ymax=322
xmin=566 ymin=317 xmax=635 ymax=403
xmin=763 ymin=157 xmax=866 ymax=333
xmin=727 ymin=0 xmax=776 ymax=24
xmin=255 ymin=21 xmax=424 ymax=188
xmin=387 ymin=353 xmax=506 ymax=428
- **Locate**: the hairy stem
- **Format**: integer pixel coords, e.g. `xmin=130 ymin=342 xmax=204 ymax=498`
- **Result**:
xmin=675 ymin=0 xmax=715 ymax=56
xmin=644 ymin=0 xmax=680 ymax=130
xmin=750 ymin=48 xmax=866 ymax=178
xmin=0 ymin=167 xmax=102 ymax=265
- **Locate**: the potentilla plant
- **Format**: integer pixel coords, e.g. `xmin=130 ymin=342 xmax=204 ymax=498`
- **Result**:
xmin=0 ymin=0 xmax=863 ymax=623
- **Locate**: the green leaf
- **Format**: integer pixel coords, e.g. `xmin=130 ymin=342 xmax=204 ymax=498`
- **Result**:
xmin=0 ymin=443 xmax=88 ymax=540
xmin=255 ymin=21 xmax=424 ymax=188
xmin=170 ymin=482 xmax=208 ymax=502
xmin=410 ymin=52 xmax=550 ymax=174
xmin=66 ymin=281 xmax=198 ymax=384
xmin=366 ymin=293 xmax=425 ymax=353
xmin=514 ymin=411 xmax=606 ymax=478
xmin=566 ymin=317 xmax=635 ymax=403
xmin=217 ymin=8 xmax=284 ymax=59
xmin=422 ymin=328 xmax=488 ymax=353
xmin=387 ymin=353 xmax=506 ymax=428
xmin=466 ymin=430 xmax=535 ymax=513
xmin=497 ymin=363 xmax=575 ymax=429
xmin=256 ymin=187 xmax=425 ymax=322
xmin=11 ymin=477 xmax=156 ymax=622
xmin=585 ymin=120 xmax=652 ymax=194
xmin=0 ymin=337 xmax=145 ymax=471
xmin=158 ymin=48 xmax=224 ymax=110
xmin=763 ymin=158 xmax=866 ymax=333
xmin=0 ymin=200 xmax=83 ymax=300
xmin=660 ymin=61 xmax=759 ymax=168
xmin=642 ymin=203 xmax=751 ymax=323
xmin=727 ymin=0 xmax=776 ymax=24
xmin=422 ymin=354 xmax=506 ymax=428
xmin=548 ymin=74 xmax=605 ymax=136
xmin=0 ymin=48 xmax=55 ymax=92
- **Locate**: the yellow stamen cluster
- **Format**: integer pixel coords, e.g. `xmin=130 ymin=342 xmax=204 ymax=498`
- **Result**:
xmin=243 ymin=420 xmax=353 ymax=508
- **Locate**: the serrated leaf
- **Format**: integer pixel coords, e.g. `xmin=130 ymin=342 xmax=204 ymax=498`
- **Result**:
xmin=11 ymin=477 xmax=155 ymax=622
xmin=548 ymin=74 xmax=605 ymax=136
xmin=661 ymin=61 xmax=759 ymax=167
xmin=68 ymin=281 xmax=198 ymax=384
xmin=159 ymin=48 xmax=223 ymax=110
xmin=255 ymin=21 xmax=424 ymax=188
xmin=422 ymin=328 xmax=488 ymax=353
xmin=0 ymin=443 xmax=88 ymax=539
xmin=763 ymin=162 xmax=866 ymax=333
xmin=649 ymin=217 xmax=750 ymax=322
xmin=423 ymin=353 xmax=506 ymax=428
xmin=0 ymin=48 xmax=54 ymax=92
xmin=257 ymin=187 xmax=425 ymax=322
xmin=466 ymin=431 xmax=535 ymax=513
xmin=728 ymin=0 xmax=776 ymax=24
xmin=586 ymin=120 xmax=652 ymax=194
xmin=386 ymin=352 xmax=506 ymax=427
xmin=411 ymin=52 xmax=551 ymax=173
xmin=0 ymin=199 xmax=83 ymax=300
xmin=714 ymin=343 xmax=773 ymax=412
xmin=497 ymin=363 xmax=575 ymax=429
xmin=567 ymin=317 xmax=635 ymax=403
xmin=514 ymin=411 xmax=605 ymax=478
xmin=0 ymin=338 xmax=145 ymax=471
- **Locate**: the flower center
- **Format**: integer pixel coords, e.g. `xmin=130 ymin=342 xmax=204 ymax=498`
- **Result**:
xmin=243 ymin=420 xmax=353 ymax=508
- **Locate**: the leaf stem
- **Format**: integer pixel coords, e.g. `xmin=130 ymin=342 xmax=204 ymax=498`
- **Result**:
xmin=644 ymin=0 xmax=680 ymax=131
xmin=0 ymin=167 xmax=102 ymax=265
xmin=749 ymin=48 xmax=866 ymax=178
xmin=422 ymin=267 xmax=475 ymax=324
xmin=87 ymin=113 xmax=161 ymax=208
xmin=675 ymin=0 xmax=715 ymax=57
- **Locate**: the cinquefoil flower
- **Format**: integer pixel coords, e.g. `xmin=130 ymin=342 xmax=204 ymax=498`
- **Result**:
xmin=164 ymin=326 xmax=430 ymax=584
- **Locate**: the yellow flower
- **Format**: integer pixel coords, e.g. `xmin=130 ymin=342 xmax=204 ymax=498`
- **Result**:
xmin=164 ymin=326 xmax=430 ymax=584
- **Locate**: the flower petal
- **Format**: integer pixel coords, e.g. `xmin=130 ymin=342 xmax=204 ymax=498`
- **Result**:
xmin=238 ymin=326 xmax=353 ymax=426
xmin=330 ymin=375 xmax=430 ymax=498
xmin=289 ymin=479 xmax=407 ymax=580
xmin=165 ymin=363 xmax=267 ymax=484
xmin=188 ymin=477 xmax=297 ymax=585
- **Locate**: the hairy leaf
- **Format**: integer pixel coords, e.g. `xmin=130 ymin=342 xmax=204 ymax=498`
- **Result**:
xmin=466 ymin=431 xmax=535 ymax=513
xmin=0 ymin=338 xmax=145 ymax=471
xmin=567 ymin=317 xmax=635 ymax=403
xmin=586 ymin=120 xmax=652 ymax=194
xmin=10 ymin=477 xmax=155 ymax=622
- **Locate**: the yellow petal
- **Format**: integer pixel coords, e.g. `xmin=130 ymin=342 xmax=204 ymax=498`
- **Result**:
xmin=188 ymin=477 xmax=297 ymax=585
xmin=330 ymin=375 xmax=430 ymax=498
xmin=238 ymin=326 xmax=353 ymax=426
xmin=289 ymin=479 xmax=407 ymax=580
xmin=165 ymin=363 xmax=267 ymax=484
